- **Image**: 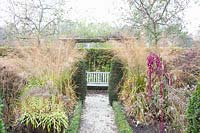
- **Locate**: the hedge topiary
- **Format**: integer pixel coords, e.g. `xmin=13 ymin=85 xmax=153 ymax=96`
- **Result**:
xmin=113 ymin=102 xmax=133 ymax=133
xmin=85 ymin=49 xmax=113 ymax=72
xmin=0 ymin=96 xmax=5 ymax=133
xmin=66 ymin=101 xmax=82 ymax=133
xmin=186 ymin=84 xmax=200 ymax=133
xmin=109 ymin=59 xmax=124 ymax=105
xmin=72 ymin=60 xmax=87 ymax=102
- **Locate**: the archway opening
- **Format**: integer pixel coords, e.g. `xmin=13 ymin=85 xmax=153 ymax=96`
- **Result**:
xmin=85 ymin=48 xmax=113 ymax=90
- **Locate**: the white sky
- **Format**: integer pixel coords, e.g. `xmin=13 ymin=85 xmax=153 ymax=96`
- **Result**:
xmin=184 ymin=2 xmax=200 ymax=34
xmin=0 ymin=0 xmax=200 ymax=35
xmin=65 ymin=0 xmax=128 ymax=26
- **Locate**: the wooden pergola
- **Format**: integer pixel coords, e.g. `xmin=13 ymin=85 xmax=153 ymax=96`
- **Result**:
xmin=59 ymin=37 xmax=134 ymax=43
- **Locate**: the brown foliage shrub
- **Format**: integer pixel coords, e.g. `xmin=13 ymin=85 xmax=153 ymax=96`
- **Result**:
xmin=162 ymin=48 xmax=200 ymax=87
xmin=0 ymin=60 xmax=27 ymax=129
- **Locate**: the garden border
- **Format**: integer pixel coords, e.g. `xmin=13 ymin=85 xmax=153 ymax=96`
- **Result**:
xmin=66 ymin=101 xmax=82 ymax=133
xmin=112 ymin=101 xmax=133 ymax=133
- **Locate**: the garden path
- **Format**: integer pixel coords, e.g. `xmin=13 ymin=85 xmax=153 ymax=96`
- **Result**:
xmin=79 ymin=92 xmax=118 ymax=133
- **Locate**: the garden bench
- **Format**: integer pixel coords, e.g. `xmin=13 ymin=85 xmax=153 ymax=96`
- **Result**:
xmin=86 ymin=72 xmax=110 ymax=87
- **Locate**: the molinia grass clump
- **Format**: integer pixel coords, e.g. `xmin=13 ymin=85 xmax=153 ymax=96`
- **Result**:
xmin=111 ymin=39 xmax=147 ymax=75
xmin=111 ymin=39 xmax=149 ymax=123
xmin=7 ymin=42 xmax=83 ymax=96
xmin=1 ymin=42 xmax=84 ymax=132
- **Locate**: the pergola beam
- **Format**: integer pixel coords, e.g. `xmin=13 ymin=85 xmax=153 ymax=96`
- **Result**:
xmin=59 ymin=37 xmax=126 ymax=43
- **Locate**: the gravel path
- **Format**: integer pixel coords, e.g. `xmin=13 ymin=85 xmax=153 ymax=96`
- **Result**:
xmin=79 ymin=93 xmax=118 ymax=133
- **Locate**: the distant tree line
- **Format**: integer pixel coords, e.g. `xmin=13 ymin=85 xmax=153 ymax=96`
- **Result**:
xmin=0 ymin=0 xmax=199 ymax=47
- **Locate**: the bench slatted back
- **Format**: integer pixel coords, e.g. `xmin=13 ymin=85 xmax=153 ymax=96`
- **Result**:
xmin=86 ymin=72 xmax=110 ymax=87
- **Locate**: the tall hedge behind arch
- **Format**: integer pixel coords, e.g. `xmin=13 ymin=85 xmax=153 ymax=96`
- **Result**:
xmin=85 ymin=49 xmax=113 ymax=72
xmin=72 ymin=60 xmax=87 ymax=102
xmin=109 ymin=59 xmax=124 ymax=105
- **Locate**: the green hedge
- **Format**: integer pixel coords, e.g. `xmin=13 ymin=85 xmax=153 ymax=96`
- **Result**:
xmin=109 ymin=59 xmax=124 ymax=105
xmin=0 ymin=96 xmax=5 ymax=133
xmin=66 ymin=101 xmax=82 ymax=133
xmin=186 ymin=84 xmax=200 ymax=133
xmin=85 ymin=49 xmax=113 ymax=72
xmin=72 ymin=60 xmax=87 ymax=101
xmin=113 ymin=102 xmax=133 ymax=133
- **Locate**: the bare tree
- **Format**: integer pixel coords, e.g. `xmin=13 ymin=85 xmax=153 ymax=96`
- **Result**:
xmin=126 ymin=0 xmax=190 ymax=46
xmin=6 ymin=0 xmax=66 ymax=45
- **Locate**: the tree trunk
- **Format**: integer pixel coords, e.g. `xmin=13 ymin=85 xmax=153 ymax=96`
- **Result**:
xmin=153 ymin=22 xmax=159 ymax=48
xmin=37 ymin=35 xmax=41 ymax=46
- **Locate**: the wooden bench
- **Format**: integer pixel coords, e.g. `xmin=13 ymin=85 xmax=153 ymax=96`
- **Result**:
xmin=86 ymin=72 xmax=110 ymax=87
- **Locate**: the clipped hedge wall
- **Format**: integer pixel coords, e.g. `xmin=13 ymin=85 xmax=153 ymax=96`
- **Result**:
xmin=113 ymin=102 xmax=133 ymax=133
xmin=72 ymin=60 xmax=87 ymax=101
xmin=85 ymin=49 xmax=113 ymax=72
xmin=109 ymin=59 xmax=124 ymax=105
xmin=186 ymin=84 xmax=200 ymax=133
xmin=66 ymin=101 xmax=82 ymax=133
xmin=0 ymin=96 xmax=5 ymax=133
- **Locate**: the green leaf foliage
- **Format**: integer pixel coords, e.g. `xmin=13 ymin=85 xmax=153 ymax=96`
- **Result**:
xmin=113 ymin=102 xmax=133 ymax=133
xmin=186 ymin=84 xmax=200 ymax=133
xmin=66 ymin=101 xmax=82 ymax=133
xmin=19 ymin=96 xmax=69 ymax=133
xmin=0 ymin=96 xmax=5 ymax=133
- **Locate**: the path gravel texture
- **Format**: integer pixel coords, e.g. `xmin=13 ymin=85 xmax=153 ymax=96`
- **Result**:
xmin=79 ymin=93 xmax=118 ymax=133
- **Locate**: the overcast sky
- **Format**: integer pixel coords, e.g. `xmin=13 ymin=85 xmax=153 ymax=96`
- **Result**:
xmin=0 ymin=0 xmax=200 ymax=35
